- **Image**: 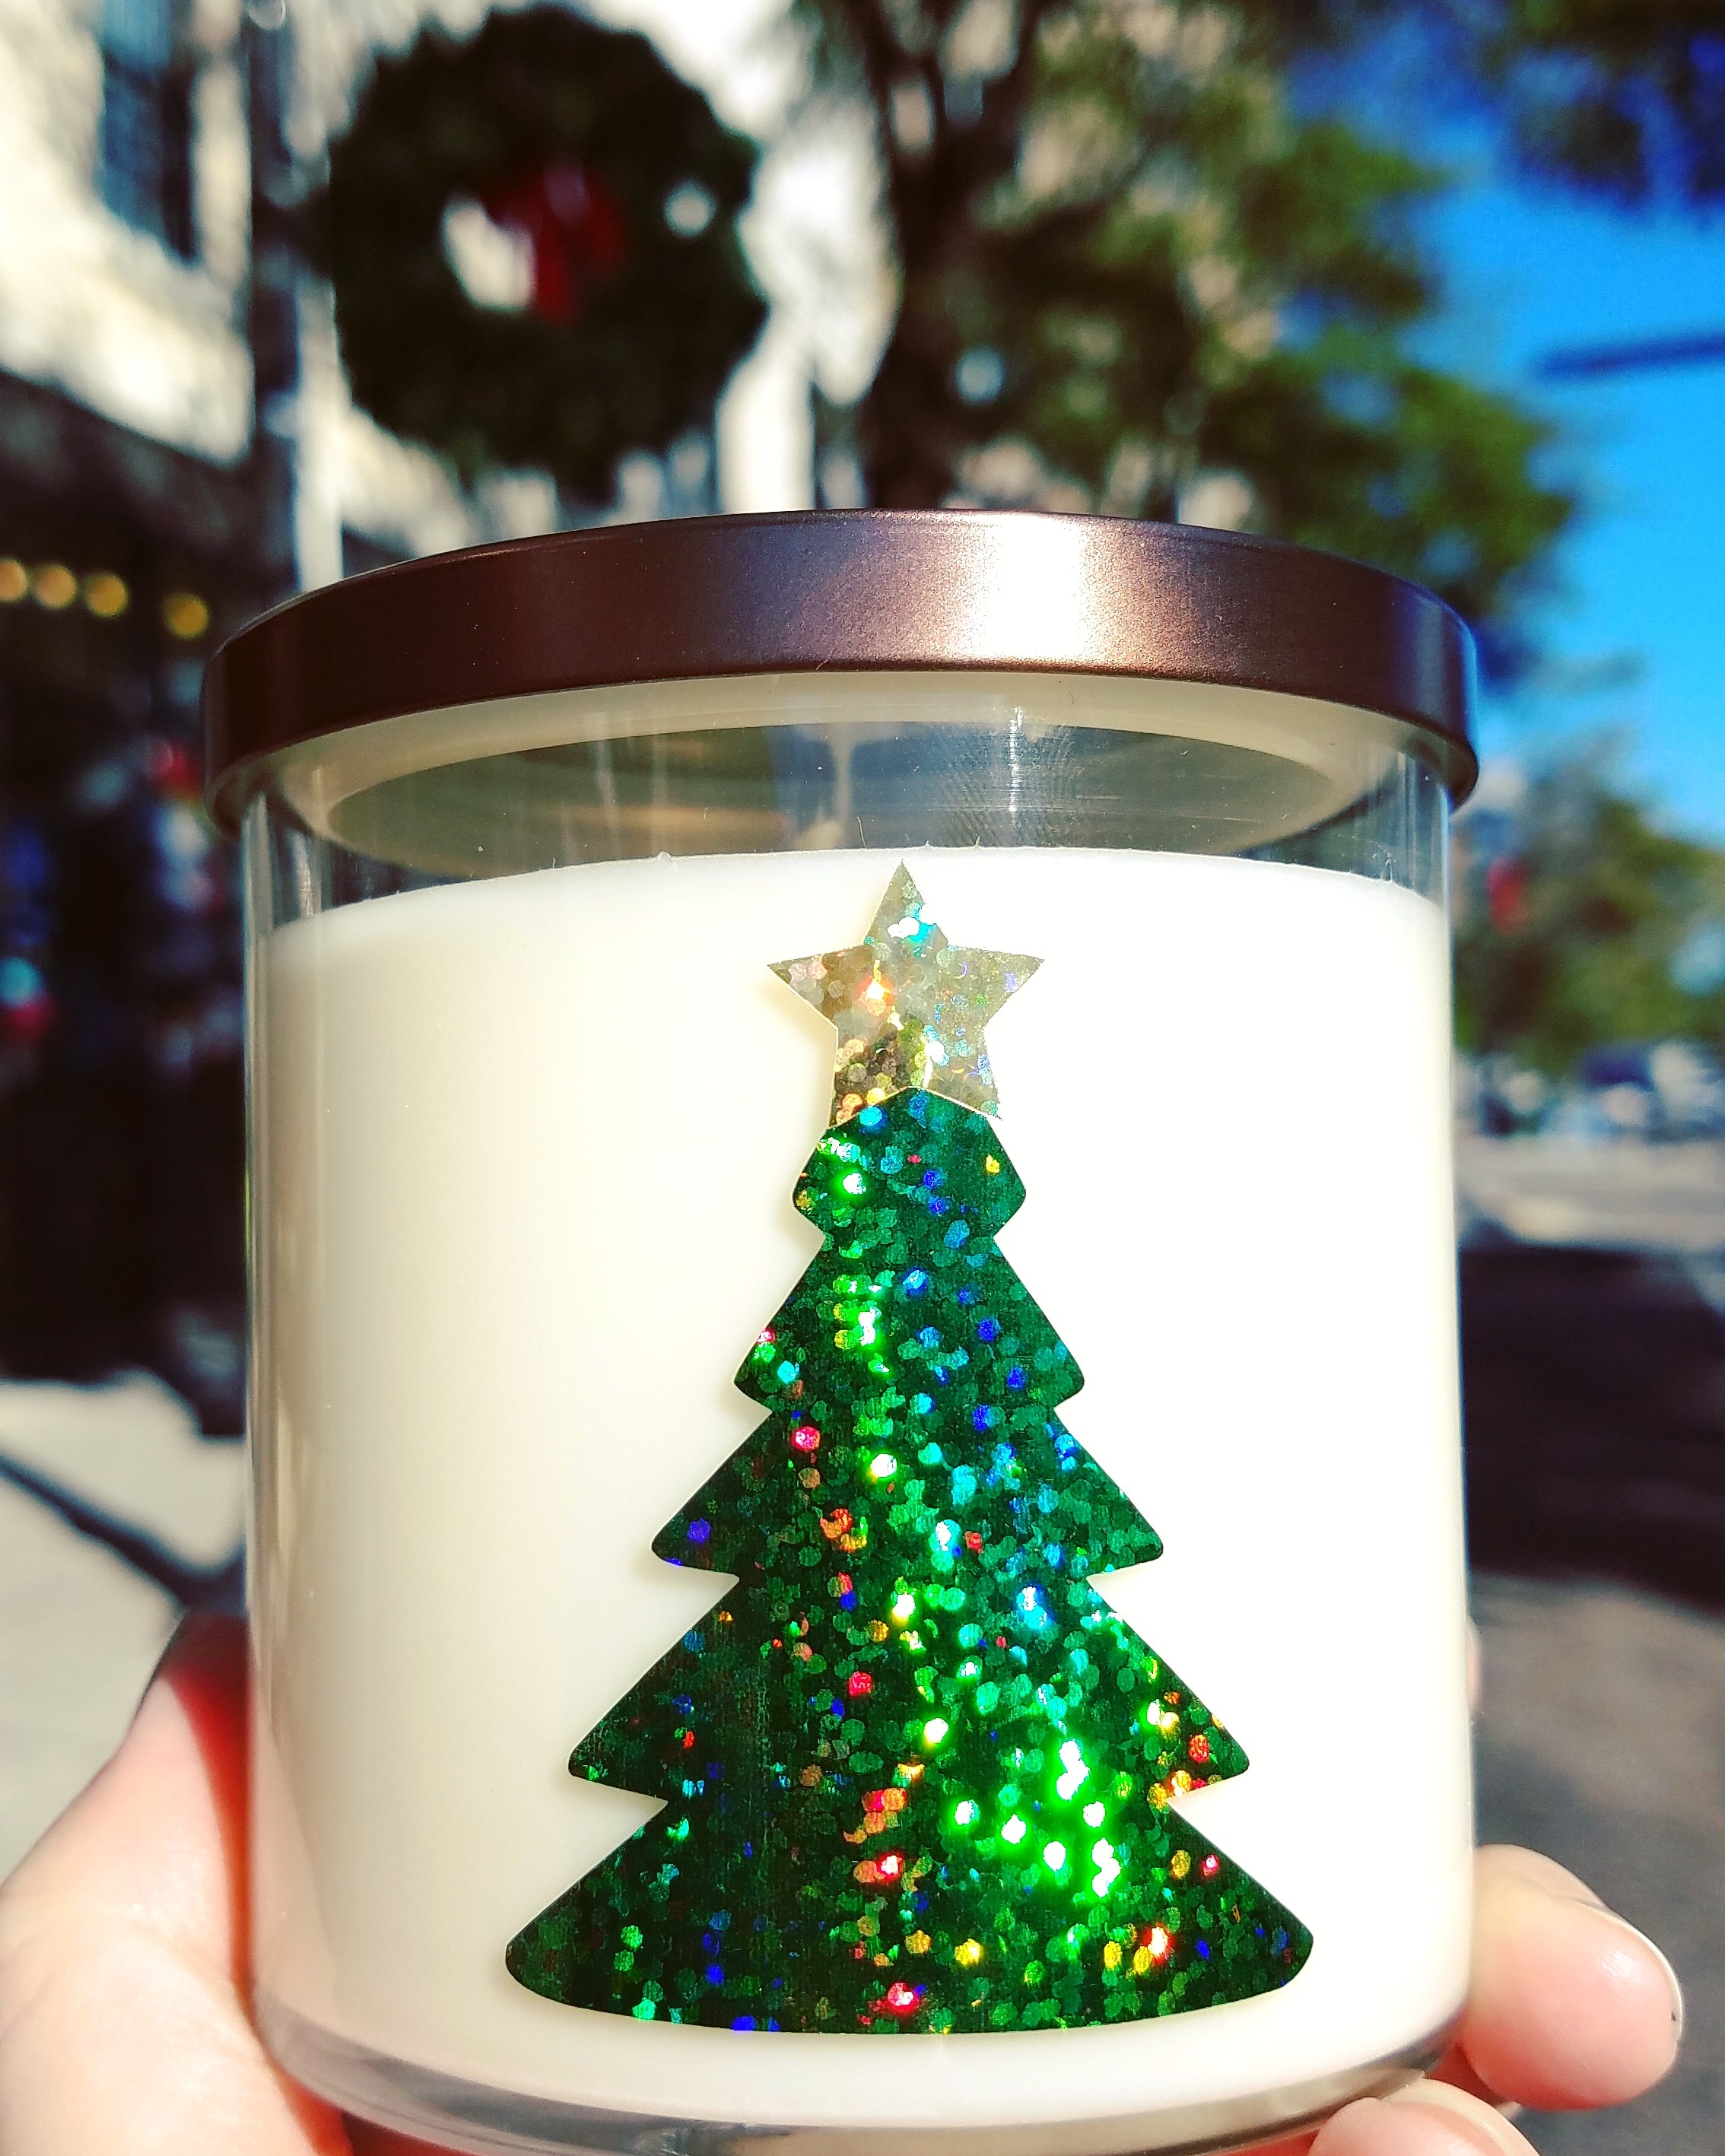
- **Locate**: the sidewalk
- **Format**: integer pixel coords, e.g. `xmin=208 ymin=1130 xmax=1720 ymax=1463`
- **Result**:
xmin=0 ymin=1376 xmax=243 ymax=1875
xmin=1457 ymin=1133 xmax=1725 ymax=1269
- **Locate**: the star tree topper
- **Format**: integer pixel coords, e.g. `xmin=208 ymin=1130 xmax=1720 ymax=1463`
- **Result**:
xmin=772 ymin=862 xmax=1040 ymax=1125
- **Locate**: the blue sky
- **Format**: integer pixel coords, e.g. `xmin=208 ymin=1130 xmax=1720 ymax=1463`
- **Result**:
xmin=1416 ymin=164 xmax=1725 ymax=840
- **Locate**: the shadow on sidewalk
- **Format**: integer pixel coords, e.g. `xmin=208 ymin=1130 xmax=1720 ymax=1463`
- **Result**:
xmin=0 ymin=1450 xmax=243 ymax=1612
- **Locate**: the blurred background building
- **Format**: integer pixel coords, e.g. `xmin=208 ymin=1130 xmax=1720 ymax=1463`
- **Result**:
xmin=0 ymin=0 xmax=829 ymax=1426
xmin=0 ymin=0 xmax=272 ymax=1423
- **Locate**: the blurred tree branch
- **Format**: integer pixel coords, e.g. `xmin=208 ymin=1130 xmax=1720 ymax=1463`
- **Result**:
xmin=1460 ymin=0 xmax=1725 ymax=207
xmin=796 ymin=0 xmax=1574 ymax=668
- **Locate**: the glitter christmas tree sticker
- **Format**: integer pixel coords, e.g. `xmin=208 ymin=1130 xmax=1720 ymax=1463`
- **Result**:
xmin=506 ymin=863 xmax=1312 ymax=2032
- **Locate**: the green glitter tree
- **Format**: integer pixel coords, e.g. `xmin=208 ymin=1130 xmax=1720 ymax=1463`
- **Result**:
xmin=507 ymin=867 xmax=1310 ymax=2032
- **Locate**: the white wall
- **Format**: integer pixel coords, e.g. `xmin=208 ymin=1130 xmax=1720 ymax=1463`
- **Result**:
xmin=0 ymin=0 xmax=253 ymax=463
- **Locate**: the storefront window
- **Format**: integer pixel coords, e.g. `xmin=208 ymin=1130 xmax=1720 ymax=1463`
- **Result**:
xmin=99 ymin=0 xmax=195 ymax=259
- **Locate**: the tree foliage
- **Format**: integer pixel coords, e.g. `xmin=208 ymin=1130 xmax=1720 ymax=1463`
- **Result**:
xmin=1466 ymin=0 xmax=1725 ymax=206
xmin=799 ymin=0 xmax=1574 ymax=665
xmin=1455 ymin=752 xmax=1725 ymax=1072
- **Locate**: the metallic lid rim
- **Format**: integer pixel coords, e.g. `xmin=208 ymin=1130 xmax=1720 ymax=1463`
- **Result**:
xmin=202 ymin=509 xmax=1478 ymax=828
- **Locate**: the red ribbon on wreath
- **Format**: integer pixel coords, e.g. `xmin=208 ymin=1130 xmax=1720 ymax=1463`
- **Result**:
xmin=479 ymin=160 xmax=627 ymax=325
xmin=1485 ymin=855 xmax=1530 ymax=933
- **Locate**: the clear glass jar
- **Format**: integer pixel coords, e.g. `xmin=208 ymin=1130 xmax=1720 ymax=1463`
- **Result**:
xmin=214 ymin=514 xmax=1475 ymax=2156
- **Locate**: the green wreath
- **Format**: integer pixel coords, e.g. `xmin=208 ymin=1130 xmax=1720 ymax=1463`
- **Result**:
xmin=318 ymin=7 xmax=767 ymax=497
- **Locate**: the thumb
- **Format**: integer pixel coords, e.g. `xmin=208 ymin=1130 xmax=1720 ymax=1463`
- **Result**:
xmin=0 ymin=1614 xmax=350 ymax=2156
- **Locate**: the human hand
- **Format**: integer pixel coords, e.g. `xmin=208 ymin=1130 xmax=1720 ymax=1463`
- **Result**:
xmin=0 ymin=1615 xmax=1682 ymax=2156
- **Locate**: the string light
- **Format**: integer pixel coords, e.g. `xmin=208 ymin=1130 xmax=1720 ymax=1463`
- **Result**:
xmin=82 ymin=572 xmax=129 ymax=617
xmin=162 ymin=591 xmax=210 ymax=640
xmin=32 ymin=564 xmax=76 ymax=608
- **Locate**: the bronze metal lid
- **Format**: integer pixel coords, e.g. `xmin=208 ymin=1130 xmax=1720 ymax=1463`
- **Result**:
xmin=203 ymin=509 xmax=1476 ymax=825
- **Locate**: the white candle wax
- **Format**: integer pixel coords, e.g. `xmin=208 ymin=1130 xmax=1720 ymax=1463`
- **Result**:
xmin=251 ymin=844 xmax=1470 ymax=2149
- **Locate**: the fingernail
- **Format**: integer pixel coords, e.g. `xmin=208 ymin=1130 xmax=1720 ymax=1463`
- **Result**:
xmin=1502 ymin=1853 xmax=1686 ymax=2050
xmin=1383 ymin=2080 xmax=1525 ymax=2154
xmin=132 ymin=1611 xmax=242 ymax=1723
xmin=1591 ymin=1907 xmax=1685 ymax=2045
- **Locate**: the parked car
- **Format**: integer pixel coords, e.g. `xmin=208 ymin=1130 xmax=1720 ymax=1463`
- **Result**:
xmin=1574 ymin=1040 xmax=1725 ymax=1139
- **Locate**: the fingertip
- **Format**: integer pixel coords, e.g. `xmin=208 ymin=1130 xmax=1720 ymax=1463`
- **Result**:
xmin=1465 ymin=1850 xmax=1682 ymax=2110
xmin=1314 ymin=2099 xmax=1488 ymax=2156
xmin=107 ymin=1608 xmax=248 ymax=1816
xmin=1472 ymin=1843 xmax=1602 ymax=1908
xmin=150 ymin=1610 xmax=249 ymax=1805
xmin=1314 ymin=2083 xmax=1526 ymax=2156
xmin=150 ymin=1608 xmax=248 ymax=1716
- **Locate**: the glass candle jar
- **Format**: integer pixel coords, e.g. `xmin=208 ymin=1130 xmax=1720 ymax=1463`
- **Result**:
xmin=206 ymin=512 xmax=1476 ymax=2156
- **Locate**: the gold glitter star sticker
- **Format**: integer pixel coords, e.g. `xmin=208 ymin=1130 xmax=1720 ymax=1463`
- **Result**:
xmin=772 ymin=862 xmax=1040 ymax=1124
